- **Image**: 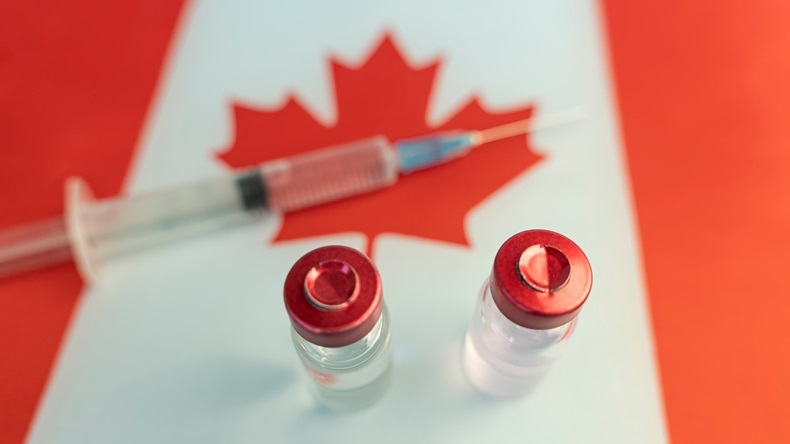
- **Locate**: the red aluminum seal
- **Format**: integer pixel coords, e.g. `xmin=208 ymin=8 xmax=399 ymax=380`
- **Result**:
xmin=490 ymin=230 xmax=592 ymax=330
xmin=284 ymin=245 xmax=382 ymax=347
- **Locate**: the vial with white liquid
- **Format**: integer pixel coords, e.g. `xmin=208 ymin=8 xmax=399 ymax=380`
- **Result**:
xmin=284 ymin=246 xmax=392 ymax=410
xmin=463 ymin=230 xmax=592 ymax=397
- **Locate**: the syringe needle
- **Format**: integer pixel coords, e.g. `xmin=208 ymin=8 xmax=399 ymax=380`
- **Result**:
xmin=396 ymin=105 xmax=589 ymax=174
xmin=476 ymin=105 xmax=589 ymax=145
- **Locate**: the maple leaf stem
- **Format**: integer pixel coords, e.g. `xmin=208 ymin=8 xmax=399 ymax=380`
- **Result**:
xmin=364 ymin=237 xmax=374 ymax=259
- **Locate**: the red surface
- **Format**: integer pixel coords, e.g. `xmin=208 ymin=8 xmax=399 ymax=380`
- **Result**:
xmin=218 ymin=35 xmax=541 ymax=257
xmin=0 ymin=2 xmax=184 ymax=442
xmin=601 ymin=0 xmax=790 ymax=442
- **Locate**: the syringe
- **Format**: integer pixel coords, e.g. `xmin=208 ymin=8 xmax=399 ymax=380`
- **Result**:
xmin=0 ymin=106 xmax=586 ymax=281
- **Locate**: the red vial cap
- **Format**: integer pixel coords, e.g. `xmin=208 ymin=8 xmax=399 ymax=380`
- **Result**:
xmin=490 ymin=230 xmax=592 ymax=330
xmin=284 ymin=246 xmax=383 ymax=347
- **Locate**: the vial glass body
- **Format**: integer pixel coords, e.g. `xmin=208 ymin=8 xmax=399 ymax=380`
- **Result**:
xmin=292 ymin=304 xmax=392 ymax=410
xmin=463 ymin=280 xmax=575 ymax=397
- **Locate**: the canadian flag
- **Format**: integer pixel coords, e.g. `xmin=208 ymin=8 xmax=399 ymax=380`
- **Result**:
xmin=1 ymin=1 xmax=788 ymax=443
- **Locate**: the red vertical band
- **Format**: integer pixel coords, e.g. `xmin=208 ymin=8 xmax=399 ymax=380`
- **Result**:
xmin=0 ymin=2 xmax=185 ymax=442
xmin=601 ymin=1 xmax=790 ymax=442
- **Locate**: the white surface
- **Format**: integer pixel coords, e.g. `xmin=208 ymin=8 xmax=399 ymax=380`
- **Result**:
xmin=29 ymin=0 xmax=668 ymax=443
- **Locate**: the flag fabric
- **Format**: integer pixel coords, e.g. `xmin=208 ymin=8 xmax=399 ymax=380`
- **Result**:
xmin=1 ymin=1 xmax=788 ymax=443
xmin=0 ymin=2 xmax=185 ymax=443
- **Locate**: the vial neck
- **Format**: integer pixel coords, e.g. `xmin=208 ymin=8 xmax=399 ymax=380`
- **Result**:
xmin=294 ymin=305 xmax=390 ymax=369
xmin=482 ymin=281 xmax=572 ymax=350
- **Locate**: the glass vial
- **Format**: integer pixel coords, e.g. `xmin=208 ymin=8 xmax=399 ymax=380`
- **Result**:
xmin=284 ymin=245 xmax=392 ymax=410
xmin=463 ymin=229 xmax=592 ymax=397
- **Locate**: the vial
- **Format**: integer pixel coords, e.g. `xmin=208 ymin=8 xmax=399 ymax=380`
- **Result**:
xmin=284 ymin=245 xmax=392 ymax=410
xmin=463 ymin=229 xmax=592 ymax=397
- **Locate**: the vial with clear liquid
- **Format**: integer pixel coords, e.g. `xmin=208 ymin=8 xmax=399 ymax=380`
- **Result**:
xmin=463 ymin=230 xmax=592 ymax=397
xmin=284 ymin=245 xmax=392 ymax=410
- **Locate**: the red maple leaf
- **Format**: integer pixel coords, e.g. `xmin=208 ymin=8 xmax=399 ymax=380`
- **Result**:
xmin=217 ymin=34 xmax=543 ymax=257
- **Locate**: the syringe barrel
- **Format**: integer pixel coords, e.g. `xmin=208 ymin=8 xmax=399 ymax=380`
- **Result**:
xmin=259 ymin=136 xmax=398 ymax=212
xmin=84 ymin=136 xmax=399 ymax=257
xmin=66 ymin=137 xmax=398 ymax=279
xmin=0 ymin=217 xmax=72 ymax=278
xmin=0 ymin=137 xmax=399 ymax=281
xmin=74 ymin=175 xmax=250 ymax=266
